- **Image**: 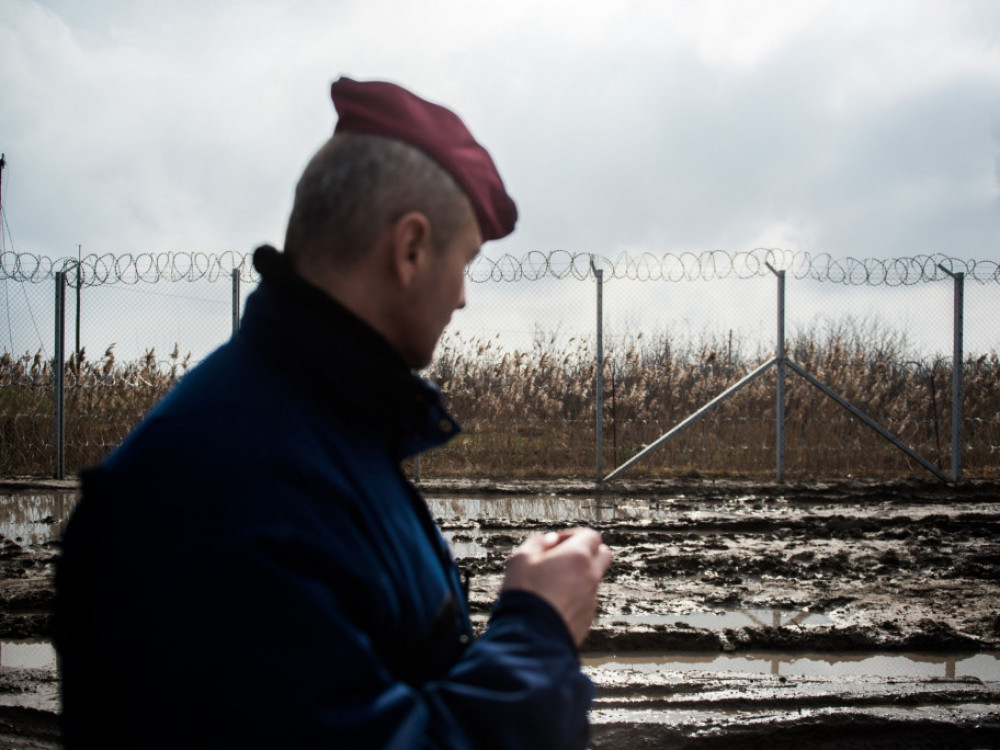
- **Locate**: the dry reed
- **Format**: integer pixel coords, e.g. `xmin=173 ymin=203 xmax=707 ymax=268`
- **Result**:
xmin=0 ymin=344 xmax=189 ymax=476
xmin=3 ymin=319 xmax=998 ymax=479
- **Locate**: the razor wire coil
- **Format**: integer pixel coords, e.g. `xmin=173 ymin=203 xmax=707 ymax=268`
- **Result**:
xmin=2 ymin=249 xmax=999 ymax=286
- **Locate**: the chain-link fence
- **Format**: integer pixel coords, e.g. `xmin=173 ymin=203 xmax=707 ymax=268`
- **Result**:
xmin=2 ymin=249 xmax=998 ymax=480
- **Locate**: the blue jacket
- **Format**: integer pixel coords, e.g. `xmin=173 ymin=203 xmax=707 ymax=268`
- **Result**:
xmin=55 ymin=246 xmax=593 ymax=749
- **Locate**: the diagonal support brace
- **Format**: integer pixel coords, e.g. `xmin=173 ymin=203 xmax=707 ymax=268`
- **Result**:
xmin=784 ymin=359 xmax=949 ymax=482
xmin=602 ymin=358 xmax=777 ymax=482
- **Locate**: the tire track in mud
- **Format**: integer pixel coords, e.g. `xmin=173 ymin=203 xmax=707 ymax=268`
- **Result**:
xmin=435 ymin=479 xmax=1000 ymax=747
xmin=1 ymin=478 xmax=999 ymax=747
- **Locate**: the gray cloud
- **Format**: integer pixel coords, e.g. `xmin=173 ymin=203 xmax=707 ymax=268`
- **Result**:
xmin=1 ymin=0 xmax=998 ymax=264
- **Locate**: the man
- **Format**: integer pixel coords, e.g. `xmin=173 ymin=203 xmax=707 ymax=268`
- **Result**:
xmin=56 ymin=77 xmax=611 ymax=749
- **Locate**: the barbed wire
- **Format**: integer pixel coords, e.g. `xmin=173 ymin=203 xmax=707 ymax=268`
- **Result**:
xmin=2 ymin=248 xmax=998 ymax=286
xmin=468 ymin=249 xmax=1000 ymax=286
xmin=0 ymin=250 xmax=253 ymax=286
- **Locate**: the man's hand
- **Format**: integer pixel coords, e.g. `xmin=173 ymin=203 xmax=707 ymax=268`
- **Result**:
xmin=501 ymin=528 xmax=611 ymax=647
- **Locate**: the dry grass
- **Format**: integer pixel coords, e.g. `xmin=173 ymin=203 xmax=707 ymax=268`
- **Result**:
xmin=3 ymin=320 xmax=998 ymax=479
xmin=0 ymin=344 xmax=189 ymax=476
xmin=419 ymin=319 xmax=1000 ymax=479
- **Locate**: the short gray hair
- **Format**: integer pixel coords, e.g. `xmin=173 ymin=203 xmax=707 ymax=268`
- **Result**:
xmin=284 ymin=133 xmax=473 ymax=271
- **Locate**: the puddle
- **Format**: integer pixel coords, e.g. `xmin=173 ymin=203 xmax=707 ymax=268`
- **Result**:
xmin=429 ymin=496 xmax=997 ymax=524
xmin=598 ymin=608 xmax=831 ymax=628
xmin=441 ymin=532 xmax=489 ymax=559
xmin=2 ymin=493 xmax=664 ymax=545
xmin=0 ymin=640 xmax=58 ymax=670
xmin=7 ymin=637 xmax=997 ymax=683
xmin=0 ymin=493 xmax=77 ymax=545
xmin=2 ymin=493 xmax=697 ymax=541
xmin=11 ymin=492 xmax=997 ymax=541
xmin=427 ymin=496 xmax=712 ymax=523
xmin=583 ymin=651 xmax=1000 ymax=681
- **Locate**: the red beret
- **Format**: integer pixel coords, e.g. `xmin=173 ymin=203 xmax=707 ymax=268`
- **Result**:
xmin=330 ymin=77 xmax=517 ymax=242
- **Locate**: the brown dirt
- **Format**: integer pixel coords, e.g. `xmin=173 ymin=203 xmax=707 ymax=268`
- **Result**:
xmin=1 ymin=477 xmax=999 ymax=747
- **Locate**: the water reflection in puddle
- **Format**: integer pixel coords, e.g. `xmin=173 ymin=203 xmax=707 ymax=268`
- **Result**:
xmin=441 ymin=533 xmax=489 ymax=559
xmin=7 ymin=638 xmax=997 ymax=683
xmin=4 ymin=492 xmax=997 ymax=543
xmin=3 ymin=493 xmax=649 ymax=547
xmin=583 ymin=651 xmax=1000 ymax=681
xmin=0 ymin=641 xmax=57 ymax=670
xmin=427 ymin=496 xmax=710 ymax=524
xmin=0 ymin=493 xmax=77 ymax=545
xmin=430 ymin=496 xmax=1000 ymax=525
xmin=598 ymin=608 xmax=831 ymax=628
xmin=13 ymin=492 xmax=992 ymax=545
xmin=2 ymin=493 xmax=703 ymax=546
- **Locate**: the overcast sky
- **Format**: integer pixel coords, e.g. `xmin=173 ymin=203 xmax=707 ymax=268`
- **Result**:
xmin=1 ymin=0 xmax=999 ymax=264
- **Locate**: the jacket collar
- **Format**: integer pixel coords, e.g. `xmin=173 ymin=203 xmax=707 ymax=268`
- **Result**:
xmin=239 ymin=245 xmax=460 ymax=458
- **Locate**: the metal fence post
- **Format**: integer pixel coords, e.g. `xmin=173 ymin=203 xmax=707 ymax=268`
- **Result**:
xmin=938 ymin=265 xmax=964 ymax=481
xmin=593 ymin=263 xmax=604 ymax=481
xmin=952 ymin=272 xmax=964 ymax=482
xmin=777 ymin=270 xmax=786 ymax=482
xmin=75 ymin=250 xmax=82 ymax=366
xmin=232 ymin=268 xmax=241 ymax=335
xmin=54 ymin=271 xmax=66 ymax=479
xmin=766 ymin=264 xmax=786 ymax=482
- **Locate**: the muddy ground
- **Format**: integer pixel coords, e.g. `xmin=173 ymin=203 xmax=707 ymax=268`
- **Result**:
xmin=1 ymin=477 xmax=999 ymax=748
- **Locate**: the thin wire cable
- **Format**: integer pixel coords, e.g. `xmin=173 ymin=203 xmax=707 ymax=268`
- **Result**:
xmin=1 ymin=185 xmax=47 ymax=356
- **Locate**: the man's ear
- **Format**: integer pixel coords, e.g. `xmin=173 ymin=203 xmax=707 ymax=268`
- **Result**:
xmin=390 ymin=211 xmax=433 ymax=289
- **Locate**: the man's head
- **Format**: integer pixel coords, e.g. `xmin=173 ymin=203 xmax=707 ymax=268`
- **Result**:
xmin=282 ymin=77 xmax=516 ymax=369
xmin=284 ymin=132 xmax=475 ymax=276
